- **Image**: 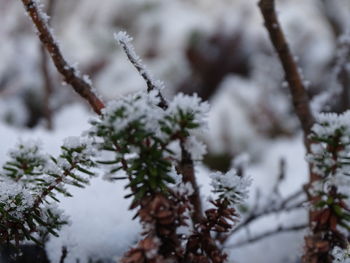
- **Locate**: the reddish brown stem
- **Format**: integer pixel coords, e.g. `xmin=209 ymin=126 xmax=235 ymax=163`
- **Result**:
xmin=40 ymin=45 xmax=53 ymax=130
xmin=21 ymin=0 xmax=104 ymax=115
xmin=33 ymin=164 xmax=75 ymax=209
xmin=40 ymin=0 xmax=55 ymax=130
xmin=179 ymin=142 xmax=203 ymax=224
xmin=258 ymin=0 xmax=315 ymax=139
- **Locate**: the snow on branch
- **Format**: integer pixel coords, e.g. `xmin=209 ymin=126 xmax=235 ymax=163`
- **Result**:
xmin=20 ymin=0 xmax=105 ymax=114
xmin=0 ymin=137 xmax=96 ymax=244
xmin=115 ymin=31 xmax=168 ymax=109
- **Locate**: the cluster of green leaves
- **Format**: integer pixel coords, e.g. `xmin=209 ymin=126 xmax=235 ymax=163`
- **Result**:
xmin=0 ymin=90 xmax=209 ymax=245
xmin=89 ymin=91 xmax=208 ymax=204
xmin=0 ymin=138 xmax=96 ymax=245
xmin=210 ymin=170 xmax=251 ymax=207
xmin=308 ymin=113 xmax=350 ymax=238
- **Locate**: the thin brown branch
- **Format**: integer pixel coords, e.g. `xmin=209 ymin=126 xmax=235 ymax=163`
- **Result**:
xmin=258 ymin=0 xmax=315 ymax=139
xmin=40 ymin=0 xmax=55 ymax=130
xmin=116 ymin=33 xmax=168 ymax=109
xmin=40 ymin=45 xmax=53 ymax=130
xmin=335 ymin=36 xmax=350 ymax=112
xmin=179 ymin=142 xmax=203 ymax=224
xmin=21 ymin=0 xmax=105 ymax=115
xmin=226 ymin=223 xmax=307 ymax=248
xmin=226 ymin=160 xmax=304 ymax=241
xmin=59 ymin=246 xmax=68 ymax=263
xmin=258 ymin=2 xmax=337 ymax=262
xmin=33 ymin=163 xmax=76 ymax=209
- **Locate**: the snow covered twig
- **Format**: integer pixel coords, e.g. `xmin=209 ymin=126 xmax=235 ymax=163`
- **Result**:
xmin=21 ymin=0 xmax=105 ymax=114
xmin=115 ymin=31 xmax=168 ymax=109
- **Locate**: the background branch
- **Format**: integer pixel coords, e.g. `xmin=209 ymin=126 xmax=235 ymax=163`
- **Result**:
xmin=21 ymin=0 xmax=105 ymax=115
xmin=258 ymin=0 xmax=315 ymax=139
xmin=40 ymin=0 xmax=56 ymax=130
xmin=226 ymin=223 xmax=307 ymax=248
xmin=229 ymin=189 xmax=305 ymax=237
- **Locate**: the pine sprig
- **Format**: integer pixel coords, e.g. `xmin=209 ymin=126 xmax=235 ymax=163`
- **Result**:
xmin=0 ymin=137 xmax=96 ymax=245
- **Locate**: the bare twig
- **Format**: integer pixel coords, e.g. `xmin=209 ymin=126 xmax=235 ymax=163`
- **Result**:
xmin=21 ymin=0 xmax=104 ymax=115
xmin=115 ymin=32 xmax=168 ymax=109
xmin=226 ymin=223 xmax=307 ymax=248
xmin=59 ymin=246 xmax=68 ymax=263
xmin=334 ymin=35 xmax=350 ymax=112
xmin=40 ymin=46 xmax=53 ymax=130
xmin=258 ymin=0 xmax=315 ymax=139
xmin=223 ymin=159 xmax=305 ymax=243
xmin=272 ymin=158 xmax=285 ymax=195
xmin=179 ymin=141 xmax=203 ymax=224
xmin=229 ymin=190 xmax=305 ymax=236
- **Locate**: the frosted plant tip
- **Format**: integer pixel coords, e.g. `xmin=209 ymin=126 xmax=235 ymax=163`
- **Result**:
xmin=114 ymin=31 xmax=133 ymax=44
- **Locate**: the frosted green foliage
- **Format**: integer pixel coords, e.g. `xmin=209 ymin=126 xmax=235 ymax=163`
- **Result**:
xmin=160 ymin=93 xmax=209 ymax=141
xmin=89 ymin=90 xmax=209 ymax=202
xmin=166 ymin=93 xmax=209 ymax=131
xmin=308 ymin=111 xmax=350 ymax=194
xmin=3 ymin=140 xmax=49 ymax=184
xmin=0 ymin=137 xmax=96 ymax=245
xmin=0 ymin=179 xmax=34 ymax=219
xmin=0 ymin=179 xmax=67 ymax=244
xmin=0 ymin=89 xmax=210 ymax=245
xmin=211 ymin=169 xmax=251 ymax=206
xmin=307 ymin=111 xmax=350 ymax=247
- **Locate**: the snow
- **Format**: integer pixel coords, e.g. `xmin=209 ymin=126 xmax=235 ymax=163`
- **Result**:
xmin=184 ymin=135 xmax=207 ymax=161
xmin=0 ymin=179 xmax=34 ymax=219
xmin=167 ymin=93 xmax=209 ymax=129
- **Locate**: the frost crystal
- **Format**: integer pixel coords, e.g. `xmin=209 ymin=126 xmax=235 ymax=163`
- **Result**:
xmin=184 ymin=136 xmax=207 ymax=161
xmin=9 ymin=139 xmax=47 ymax=165
xmin=167 ymin=93 xmax=210 ymax=130
xmin=0 ymin=179 xmax=34 ymax=219
xmin=62 ymin=136 xmax=96 ymax=165
xmin=211 ymin=169 xmax=251 ymax=205
xmin=98 ymin=91 xmax=163 ymax=137
xmin=115 ymin=31 xmax=165 ymax=91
